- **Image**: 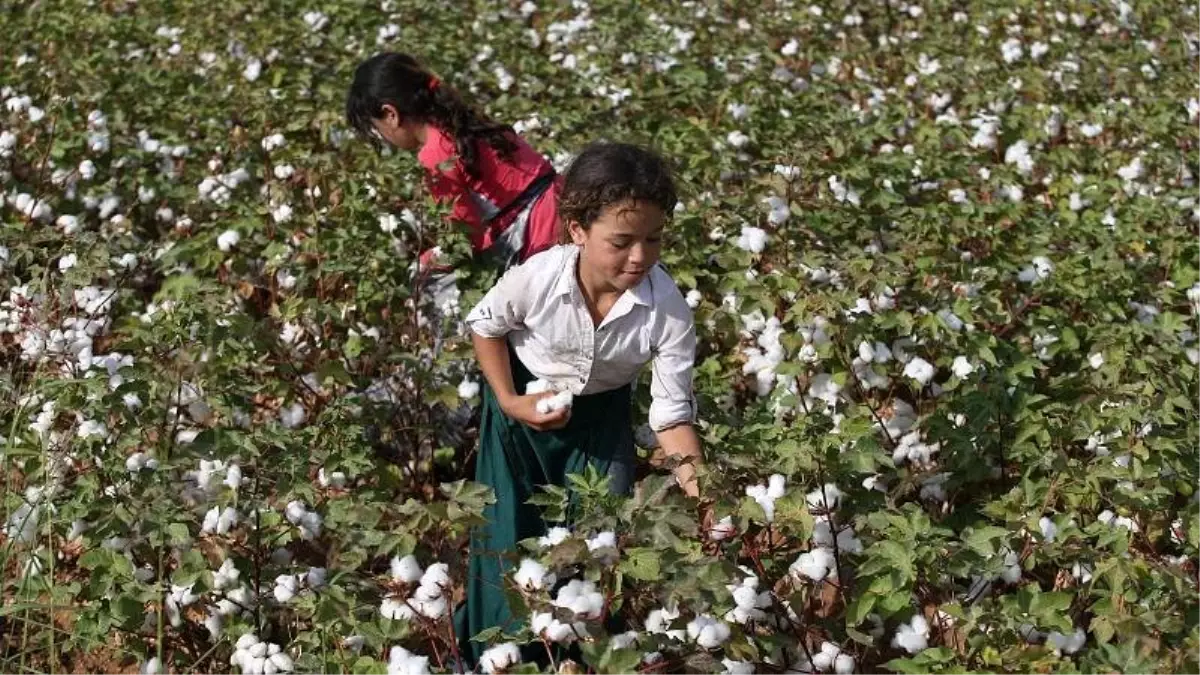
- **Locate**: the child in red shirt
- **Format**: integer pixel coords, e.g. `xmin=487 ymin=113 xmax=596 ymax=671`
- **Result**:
xmin=346 ymin=52 xmax=560 ymax=271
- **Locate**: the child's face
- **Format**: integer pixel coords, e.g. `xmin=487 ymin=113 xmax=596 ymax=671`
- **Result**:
xmin=371 ymin=105 xmax=422 ymax=151
xmin=570 ymin=200 xmax=665 ymax=294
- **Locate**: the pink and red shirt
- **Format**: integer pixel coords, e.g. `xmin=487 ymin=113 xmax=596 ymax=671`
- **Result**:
xmin=417 ymin=125 xmax=560 ymax=262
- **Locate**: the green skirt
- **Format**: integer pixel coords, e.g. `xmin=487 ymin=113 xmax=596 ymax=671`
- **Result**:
xmin=453 ymin=347 xmax=634 ymax=666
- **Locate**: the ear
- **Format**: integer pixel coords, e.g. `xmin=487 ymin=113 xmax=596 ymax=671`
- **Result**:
xmin=567 ymin=220 xmax=588 ymax=246
xmin=378 ymin=103 xmax=401 ymax=127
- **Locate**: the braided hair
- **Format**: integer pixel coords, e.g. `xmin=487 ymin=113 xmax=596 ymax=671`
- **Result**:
xmin=346 ymin=52 xmax=517 ymax=179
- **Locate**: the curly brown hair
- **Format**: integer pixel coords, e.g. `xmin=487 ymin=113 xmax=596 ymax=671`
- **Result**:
xmin=558 ymin=142 xmax=678 ymax=242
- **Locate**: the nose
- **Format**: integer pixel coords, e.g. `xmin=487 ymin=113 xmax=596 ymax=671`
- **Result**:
xmin=628 ymin=243 xmax=647 ymax=266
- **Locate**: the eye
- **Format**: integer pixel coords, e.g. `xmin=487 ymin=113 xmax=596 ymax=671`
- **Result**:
xmin=611 ymin=239 xmax=631 ymax=249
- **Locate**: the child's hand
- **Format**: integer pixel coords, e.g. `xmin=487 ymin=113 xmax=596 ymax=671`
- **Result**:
xmin=501 ymin=393 xmax=571 ymax=431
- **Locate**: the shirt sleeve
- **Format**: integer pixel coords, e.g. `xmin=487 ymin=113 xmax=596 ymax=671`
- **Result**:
xmin=423 ymin=163 xmax=479 ymax=226
xmin=464 ymin=256 xmax=536 ymax=338
xmin=648 ymin=299 xmax=698 ymax=432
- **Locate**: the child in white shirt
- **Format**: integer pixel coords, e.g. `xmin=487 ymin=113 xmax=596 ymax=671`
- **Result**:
xmin=454 ymin=142 xmax=704 ymax=665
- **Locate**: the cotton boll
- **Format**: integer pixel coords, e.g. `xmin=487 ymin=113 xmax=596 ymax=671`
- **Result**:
xmin=806 ymin=483 xmax=843 ymax=511
xmin=390 ymin=554 xmax=423 ymax=583
xmin=735 ymin=226 xmax=768 ymax=253
xmin=479 ymin=643 xmax=522 ymax=674
xmin=1047 ymin=628 xmax=1086 ymax=655
xmin=419 ymin=563 xmax=449 ymax=593
xmin=1088 ymin=352 xmax=1104 ymax=369
xmin=710 ymin=515 xmax=736 ymax=540
xmin=380 ymin=597 xmax=416 ymax=621
xmin=538 ymin=526 xmax=571 ymax=547
xmin=892 ymin=614 xmax=930 ymax=654
xmin=268 ymin=652 xmax=293 ymax=673
xmin=586 ymin=530 xmax=617 ymax=555
xmin=213 ymin=559 xmax=241 ymax=590
xmin=531 ymin=611 xmax=585 ymax=643
xmin=304 ymin=566 xmax=327 ymax=589
xmin=535 ymin=390 xmax=573 ymax=413
xmin=457 ymin=378 xmax=480 ymax=400
xmin=764 ymin=195 xmax=790 ymax=224
xmin=553 ymin=579 xmax=605 ymax=619
xmin=297 ymin=511 xmax=322 ymax=539
xmin=724 ymin=659 xmax=756 ymax=674
xmin=999 ymin=548 xmax=1022 ymax=583
xmin=1038 ymin=516 xmax=1059 ymax=542
xmin=202 ymin=506 xmax=222 ymax=533
xmin=834 ymin=653 xmax=855 ymax=673
xmin=687 ymin=614 xmax=731 ymax=648
xmin=812 ymin=641 xmax=841 ymax=671
xmin=317 ymin=467 xmax=347 ymax=489
xmin=271 ymin=203 xmax=293 ymax=223
xmin=513 ymin=558 xmax=553 ymax=590
xmin=285 ymin=501 xmax=307 ymax=525
xmin=645 ymin=605 xmax=682 ymax=634
xmin=217 ymin=230 xmax=240 ymax=252
xmin=685 ymin=289 xmax=702 ymax=308
xmin=387 ymin=646 xmax=431 ymax=675
xmin=761 ymin=474 xmax=785 ymax=499
xmin=278 ymin=402 xmax=306 ymax=428
xmin=951 ymin=356 xmax=975 ymax=378
xmin=1004 ymin=140 xmax=1034 ymax=174
xmin=812 ymin=519 xmax=863 ymax=554
xmin=243 ymin=58 xmax=262 ymax=81
xmin=273 ymin=574 xmax=300 ymax=603
xmin=261 ymin=133 xmax=286 ymax=152
xmin=903 ymin=357 xmax=935 ymax=385
xmin=790 ymin=547 xmax=835 ymax=581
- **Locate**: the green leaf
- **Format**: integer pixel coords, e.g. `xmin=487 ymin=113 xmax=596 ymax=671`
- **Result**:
xmin=618 ymin=547 xmax=662 ymax=581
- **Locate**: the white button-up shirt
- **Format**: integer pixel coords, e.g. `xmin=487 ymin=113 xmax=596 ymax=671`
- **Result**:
xmin=465 ymin=244 xmax=697 ymax=431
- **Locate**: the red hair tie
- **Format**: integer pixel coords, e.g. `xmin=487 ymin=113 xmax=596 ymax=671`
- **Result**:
xmin=428 ymin=77 xmax=441 ymax=92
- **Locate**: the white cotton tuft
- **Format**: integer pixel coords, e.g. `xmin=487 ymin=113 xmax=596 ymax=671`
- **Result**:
xmin=806 ymin=483 xmax=843 ymax=511
xmin=479 ymin=643 xmax=522 ymax=674
xmin=217 ymin=229 xmax=240 ymax=252
xmin=390 ymin=554 xmax=423 ymax=583
xmin=790 ymin=547 xmax=836 ymax=582
xmin=513 ymin=558 xmax=553 ymax=590
xmin=687 ymin=614 xmax=731 ymax=648
xmin=735 ymin=226 xmax=769 ymax=253
xmin=892 ymin=614 xmax=930 ymax=654
xmin=903 ymin=357 xmax=936 ymax=385
xmin=457 ymin=378 xmax=481 ymax=400
xmin=1047 ymin=627 xmax=1086 ymax=655
xmin=387 ymin=646 xmax=431 ymax=675
xmin=538 ymin=526 xmax=571 ymax=547
xmin=535 ymin=390 xmax=573 ymax=414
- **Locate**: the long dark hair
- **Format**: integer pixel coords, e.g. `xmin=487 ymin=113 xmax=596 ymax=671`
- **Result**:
xmin=345 ymin=52 xmax=517 ymax=179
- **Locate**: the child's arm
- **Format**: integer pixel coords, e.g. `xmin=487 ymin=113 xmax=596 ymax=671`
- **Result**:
xmin=471 ymin=331 xmax=569 ymax=431
xmin=649 ymin=300 xmax=704 ymax=498
xmin=465 ymin=251 xmax=569 ymax=430
xmin=655 ymin=423 xmax=703 ymax=498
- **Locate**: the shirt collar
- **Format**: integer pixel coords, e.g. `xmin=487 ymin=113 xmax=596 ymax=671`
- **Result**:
xmin=553 ymin=246 xmax=654 ymax=307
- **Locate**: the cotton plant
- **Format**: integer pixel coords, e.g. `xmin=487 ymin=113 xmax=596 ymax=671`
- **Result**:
xmin=745 ymin=474 xmax=787 ymax=522
xmin=380 ymin=561 xmax=451 ymax=620
xmin=723 ymin=568 xmax=773 ymax=625
xmin=230 ymin=634 xmax=294 ymax=674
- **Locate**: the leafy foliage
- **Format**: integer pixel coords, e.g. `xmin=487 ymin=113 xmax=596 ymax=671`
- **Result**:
xmin=0 ymin=0 xmax=1196 ymax=673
